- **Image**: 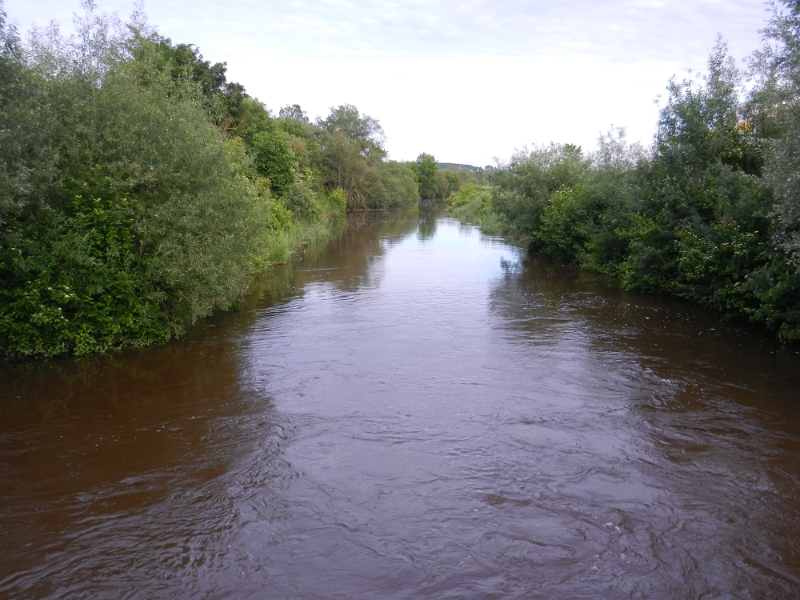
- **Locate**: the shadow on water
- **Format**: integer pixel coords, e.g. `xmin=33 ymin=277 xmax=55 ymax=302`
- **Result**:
xmin=0 ymin=326 xmax=288 ymax=597
xmin=489 ymin=255 xmax=800 ymax=418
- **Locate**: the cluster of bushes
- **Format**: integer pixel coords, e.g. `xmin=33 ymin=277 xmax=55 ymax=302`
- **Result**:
xmin=411 ymin=153 xmax=479 ymax=199
xmin=279 ymin=103 xmax=420 ymax=211
xmin=449 ymin=12 xmax=800 ymax=343
xmin=0 ymin=3 xmax=418 ymax=358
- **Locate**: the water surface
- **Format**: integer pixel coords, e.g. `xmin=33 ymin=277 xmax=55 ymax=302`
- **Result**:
xmin=2 ymin=207 xmax=800 ymax=598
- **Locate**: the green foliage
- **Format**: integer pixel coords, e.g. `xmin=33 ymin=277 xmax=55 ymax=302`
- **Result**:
xmin=274 ymin=105 xmax=322 ymax=178
xmin=619 ymin=41 xmax=775 ymax=312
xmin=670 ymin=220 xmax=768 ymax=313
xmin=368 ymin=161 xmax=419 ymax=209
xmin=274 ymin=104 xmax=418 ymax=212
xmin=412 ymin=153 xmax=439 ymax=199
xmin=760 ymin=2 xmax=800 ymax=295
xmin=13 ymin=0 xmax=800 ymax=355
xmin=437 ymin=167 xmax=476 ymax=199
xmin=250 ymin=130 xmax=296 ymax=197
xmin=537 ymin=185 xmax=595 ymax=263
xmin=235 ymin=97 xmax=277 ymax=144
xmin=282 ymin=176 xmax=321 ymax=221
xmin=0 ymin=4 xmax=334 ymax=357
xmin=0 ymin=184 xmax=169 ymax=356
xmin=447 ymin=184 xmax=498 ymax=233
xmin=143 ymin=35 xmax=248 ymax=130
xmin=448 ymin=38 xmax=800 ymax=343
xmin=279 ymin=104 xmax=310 ymax=123
xmin=313 ymin=105 xmax=394 ymax=209
xmin=0 ymin=1 xmax=419 ymax=358
xmin=327 ymin=188 xmax=348 ymax=214
xmin=490 ymin=143 xmax=589 ymax=247
xmin=268 ymin=200 xmax=293 ymax=230
xmin=317 ymin=104 xmax=386 ymax=164
xmin=139 ymin=31 xmax=303 ymax=200
xmin=739 ymin=258 xmax=800 ymax=344
xmin=319 ymin=131 xmax=373 ymax=209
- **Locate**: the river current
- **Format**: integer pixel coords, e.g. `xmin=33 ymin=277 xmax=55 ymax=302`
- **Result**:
xmin=2 ymin=207 xmax=800 ymax=598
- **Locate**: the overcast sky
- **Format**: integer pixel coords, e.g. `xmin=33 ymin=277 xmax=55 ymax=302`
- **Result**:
xmin=4 ymin=0 xmax=772 ymax=165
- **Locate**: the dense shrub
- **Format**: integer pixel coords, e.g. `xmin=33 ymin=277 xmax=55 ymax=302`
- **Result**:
xmin=0 ymin=5 xmax=349 ymax=357
xmin=0 ymin=12 xmax=281 ymax=356
xmin=447 ymin=184 xmax=498 ymax=233
xmin=490 ymin=144 xmax=588 ymax=247
xmin=368 ymin=162 xmax=419 ymax=209
xmin=448 ymin=33 xmax=800 ymax=343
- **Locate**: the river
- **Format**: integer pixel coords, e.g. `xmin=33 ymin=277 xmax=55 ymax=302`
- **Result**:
xmin=2 ymin=206 xmax=800 ymax=599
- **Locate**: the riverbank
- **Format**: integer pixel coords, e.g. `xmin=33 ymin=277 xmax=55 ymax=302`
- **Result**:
xmin=444 ymin=51 xmax=800 ymax=349
xmin=447 ymin=177 xmax=800 ymax=346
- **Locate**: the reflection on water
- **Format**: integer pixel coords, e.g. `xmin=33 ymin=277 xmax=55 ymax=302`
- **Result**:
xmin=1 ymin=206 xmax=799 ymax=598
xmin=417 ymin=201 xmax=439 ymax=241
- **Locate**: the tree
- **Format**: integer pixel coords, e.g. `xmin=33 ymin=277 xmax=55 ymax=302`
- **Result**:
xmin=314 ymin=105 xmax=388 ymax=208
xmin=761 ymin=1 xmax=800 ymax=257
xmin=144 ymin=36 xmax=248 ymax=130
xmin=744 ymin=0 xmax=800 ymax=341
xmin=279 ymin=104 xmax=309 ymax=123
xmin=250 ymin=129 xmax=296 ymax=197
xmin=317 ymin=104 xmax=386 ymax=163
xmin=369 ymin=161 xmax=419 ymax=209
xmin=320 ymin=131 xmax=373 ymax=208
xmin=490 ymin=143 xmax=588 ymax=247
xmin=412 ymin=153 xmax=438 ymax=199
xmin=620 ymin=40 xmax=776 ymax=321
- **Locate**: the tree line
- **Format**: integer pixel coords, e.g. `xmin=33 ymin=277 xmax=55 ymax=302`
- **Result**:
xmin=0 ymin=2 xmax=432 ymax=358
xmin=449 ymin=3 xmax=800 ymax=345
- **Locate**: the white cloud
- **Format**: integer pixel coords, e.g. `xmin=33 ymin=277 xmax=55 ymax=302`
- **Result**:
xmin=3 ymin=0 xmax=771 ymax=164
xmin=240 ymin=55 xmax=679 ymax=165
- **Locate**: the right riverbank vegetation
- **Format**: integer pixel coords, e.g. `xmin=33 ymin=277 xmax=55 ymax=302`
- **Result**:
xmin=448 ymin=3 xmax=800 ymax=346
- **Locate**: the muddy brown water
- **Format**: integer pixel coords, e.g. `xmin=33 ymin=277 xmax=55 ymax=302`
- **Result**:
xmin=2 ymin=207 xmax=800 ymax=599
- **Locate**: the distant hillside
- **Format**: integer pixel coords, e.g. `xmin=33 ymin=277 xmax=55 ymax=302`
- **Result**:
xmin=437 ymin=162 xmax=478 ymax=171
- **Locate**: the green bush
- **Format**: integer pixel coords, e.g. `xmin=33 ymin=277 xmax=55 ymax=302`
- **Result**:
xmin=447 ymin=184 xmax=499 ymax=233
xmin=250 ymin=129 xmax=296 ymax=197
xmin=0 ymin=9 xmax=274 ymax=356
xmin=327 ymin=188 xmax=348 ymax=214
xmin=490 ymin=144 xmax=588 ymax=247
xmin=447 ymin=37 xmax=800 ymax=343
xmin=368 ymin=161 xmax=419 ymax=209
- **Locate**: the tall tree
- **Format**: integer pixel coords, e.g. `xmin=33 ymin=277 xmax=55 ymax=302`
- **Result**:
xmin=412 ymin=153 xmax=438 ymax=199
xmin=761 ymin=1 xmax=800 ymax=262
xmin=317 ymin=104 xmax=386 ymax=163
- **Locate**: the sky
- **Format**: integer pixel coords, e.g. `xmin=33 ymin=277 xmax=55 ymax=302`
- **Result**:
xmin=4 ymin=0 xmax=773 ymax=165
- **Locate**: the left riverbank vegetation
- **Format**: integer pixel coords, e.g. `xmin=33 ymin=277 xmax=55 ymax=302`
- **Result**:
xmin=0 ymin=1 xmax=421 ymax=358
xmin=448 ymin=4 xmax=800 ymax=345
